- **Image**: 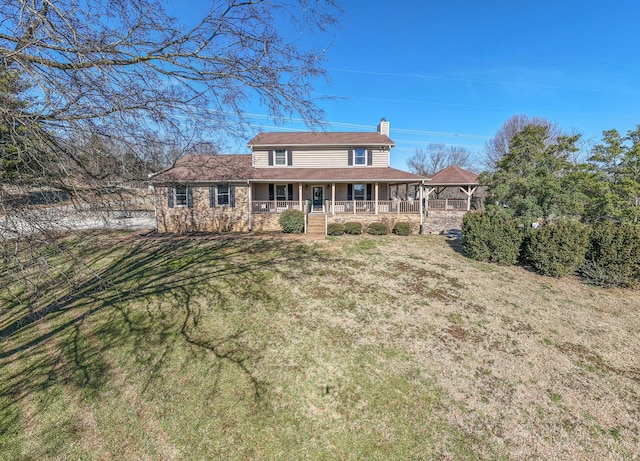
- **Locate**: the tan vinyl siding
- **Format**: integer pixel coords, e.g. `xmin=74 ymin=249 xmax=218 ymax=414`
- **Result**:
xmin=252 ymin=147 xmax=391 ymax=168
xmin=253 ymin=149 xmax=270 ymax=167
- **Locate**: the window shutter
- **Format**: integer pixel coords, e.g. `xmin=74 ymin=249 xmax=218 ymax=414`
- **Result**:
xmin=347 ymin=184 xmax=353 ymax=200
xmin=209 ymin=186 xmax=216 ymax=207
xmin=229 ymin=185 xmax=236 ymax=207
xmin=287 ymin=184 xmax=293 ymax=201
xmin=348 ymin=150 xmax=353 ymax=166
xmin=187 ymin=187 xmax=194 ymax=208
xmin=366 ymin=184 xmax=372 ymax=201
xmin=268 ymin=151 xmax=274 ymax=166
xmin=268 ymin=184 xmax=275 ymax=200
xmin=287 ymin=150 xmax=293 ymax=166
xmin=168 ymin=186 xmax=174 ymax=208
xmin=367 ymin=149 xmax=373 ymax=166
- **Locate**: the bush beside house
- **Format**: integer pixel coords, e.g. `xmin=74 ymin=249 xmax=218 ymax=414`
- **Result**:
xmin=279 ymin=209 xmax=305 ymax=233
xmin=392 ymin=222 xmax=411 ymax=236
xmin=367 ymin=222 xmax=389 ymax=235
xmin=327 ymin=223 xmax=345 ymax=236
xmin=344 ymin=222 xmax=362 ymax=235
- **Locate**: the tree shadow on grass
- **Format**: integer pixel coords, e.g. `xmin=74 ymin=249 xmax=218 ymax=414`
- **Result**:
xmin=0 ymin=232 xmax=328 ymax=424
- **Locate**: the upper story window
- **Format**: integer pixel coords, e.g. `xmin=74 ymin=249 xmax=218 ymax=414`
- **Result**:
xmin=354 ymin=148 xmax=366 ymax=165
xmin=275 ymin=149 xmax=287 ymax=165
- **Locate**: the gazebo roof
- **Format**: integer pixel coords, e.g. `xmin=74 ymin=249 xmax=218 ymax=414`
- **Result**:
xmin=428 ymin=165 xmax=478 ymax=186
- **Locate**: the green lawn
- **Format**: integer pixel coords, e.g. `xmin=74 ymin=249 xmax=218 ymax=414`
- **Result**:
xmin=1 ymin=231 xmax=638 ymax=460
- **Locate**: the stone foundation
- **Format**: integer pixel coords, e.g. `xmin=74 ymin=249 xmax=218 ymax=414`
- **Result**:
xmin=422 ymin=210 xmax=466 ymax=234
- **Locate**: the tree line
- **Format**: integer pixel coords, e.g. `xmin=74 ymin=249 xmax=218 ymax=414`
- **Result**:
xmin=481 ymin=116 xmax=640 ymax=225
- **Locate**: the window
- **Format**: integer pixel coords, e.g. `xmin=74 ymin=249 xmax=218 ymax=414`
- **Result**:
xmin=275 ymin=149 xmax=287 ymax=166
xmin=276 ymin=184 xmax=288 ymax=201
xmin=354 ymin=148 xmax=366 ymax=165
xmin=217 ymin=184 xmax=229 ymax=205
xmin=353 ymin=184 xmax=366 ymax=200
xmin=210 ymin=184 xmax=235 ymax=207
xmin=174 ymin=185 xmax=187 ymax=206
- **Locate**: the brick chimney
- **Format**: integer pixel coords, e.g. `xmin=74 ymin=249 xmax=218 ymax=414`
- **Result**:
xmin=377 ymin=118 xmax=390 ymax=137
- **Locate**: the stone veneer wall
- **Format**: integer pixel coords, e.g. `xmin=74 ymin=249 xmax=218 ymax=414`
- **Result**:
xmin=422 ymin=210 xmax=466 ymax=234
xmin=155 ymin=185 xmax=250 ymax=233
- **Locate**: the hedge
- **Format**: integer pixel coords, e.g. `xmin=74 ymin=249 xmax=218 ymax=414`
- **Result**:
xmin=461 ymin=212 xmax=522 ymax=265
xmin=581 ymin=222 xmax=640 ymax=287
xmin=523 ymin=221 xmax=589 ymax=277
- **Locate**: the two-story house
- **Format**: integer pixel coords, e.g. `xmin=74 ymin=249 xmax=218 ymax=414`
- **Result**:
xmin=151 ymin=119 xmax=442 ymax=234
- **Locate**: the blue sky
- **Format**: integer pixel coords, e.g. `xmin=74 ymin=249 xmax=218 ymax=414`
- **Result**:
xmin=192 ymin=1 xmax=640 ymax=170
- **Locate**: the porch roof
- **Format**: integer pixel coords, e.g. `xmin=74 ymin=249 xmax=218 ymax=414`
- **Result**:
xmin=250 ymin=167 xmax=426 ymax=183
xmin=151 ymin=154 xmax=427 ymax=184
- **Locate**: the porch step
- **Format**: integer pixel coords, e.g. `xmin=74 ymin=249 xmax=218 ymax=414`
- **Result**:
xmin=306 ymin=215 xmax=326 ymax=238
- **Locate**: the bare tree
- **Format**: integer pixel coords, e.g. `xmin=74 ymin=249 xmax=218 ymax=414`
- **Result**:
xmin=407 ymin=143 xmax=473 ymax=177
xmin=0 ymin=0 xmax=339 ymax=212
xmin=0 ymin=0 xmax=340 ymax=314
xmin=483 ymin=115 xmax=563 ymax=171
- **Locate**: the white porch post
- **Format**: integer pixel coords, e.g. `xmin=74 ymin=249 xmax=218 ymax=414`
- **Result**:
xmin=331 ymin=183 xmax=336 ymax=216
xmin=247 ymin=180 xmax=253 ymax=230
xmin=299 ymin=183 xmax=303 ymax=210
xmin=419 ymin=182 xmax=424 ymax=232
xmin=374 ymin=182 xmax=379 ymax=214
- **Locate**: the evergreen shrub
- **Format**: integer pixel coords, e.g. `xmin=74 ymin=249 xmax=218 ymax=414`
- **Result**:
xmin=327 ymin=223 xmax=345 ymax=236
xmin=279 ymin=209 xmax=305 ymax=234
xmin=581 ymin=222 xmax=640 ymax=287
xmin=367 ymin=222 xmax=389 ymax=235
xmin=462 ymin=212 xmax=522 ymax=265
xmin=392 ymin=222 xmax=411 ymax=236
xmin=523 ymin=221 xmax=589 ymax=277
xmin=343 ymin=222 xmax=362 ymax=235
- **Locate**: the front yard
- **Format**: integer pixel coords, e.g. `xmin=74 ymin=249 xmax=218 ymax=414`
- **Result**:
xmin=1 ymin=231 xmax=638 ymax=459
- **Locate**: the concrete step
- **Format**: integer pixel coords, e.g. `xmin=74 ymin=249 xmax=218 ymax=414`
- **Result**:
xmin=306 ymin=215 xmax=326 ymax=237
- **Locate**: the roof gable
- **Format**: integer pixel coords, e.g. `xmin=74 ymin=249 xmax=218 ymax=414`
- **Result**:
xmin=428 ymin=165 xmax=478 ymax=185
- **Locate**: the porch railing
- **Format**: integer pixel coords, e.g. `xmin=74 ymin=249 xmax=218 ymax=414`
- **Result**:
xmin=251 ymin=199 xmax=469 ymax=214
xmin=329 ymin=200 xmax=421 ymax=215
xmin=252 ymin=200 xmax=301 ymax=214
xmin=426 ymin=199 xmax=467 ymax=211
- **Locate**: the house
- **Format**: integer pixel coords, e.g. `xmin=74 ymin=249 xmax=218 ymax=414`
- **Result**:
xmin=150 ymin=119 xmax=479 ymax=235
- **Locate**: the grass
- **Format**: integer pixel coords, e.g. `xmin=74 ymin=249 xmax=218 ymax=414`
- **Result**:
xmin=1 ymin=231 xmax=639 ymax=459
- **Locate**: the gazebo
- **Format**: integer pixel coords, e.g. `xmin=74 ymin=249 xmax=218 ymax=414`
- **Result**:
xmin=425 ymin=165 xmax=480 ymax=212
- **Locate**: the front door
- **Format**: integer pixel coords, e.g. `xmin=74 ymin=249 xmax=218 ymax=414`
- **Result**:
xmin=312 ymin=186 xmax=324 ymax=211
